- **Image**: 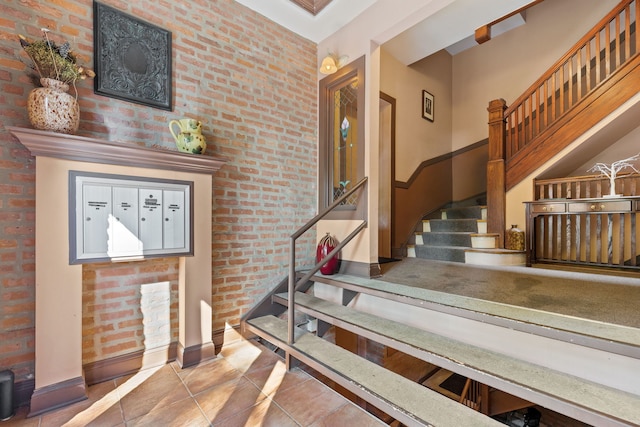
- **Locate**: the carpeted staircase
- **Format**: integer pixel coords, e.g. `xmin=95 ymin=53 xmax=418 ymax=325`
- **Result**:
xmin=407 ymin=204 xmax=526 ymax=266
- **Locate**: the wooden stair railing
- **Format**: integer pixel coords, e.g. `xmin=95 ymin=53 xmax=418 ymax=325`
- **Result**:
xmin=534 ymin=172 xmax=640 ymax=200
xmin=487 ymin=0 xmax=640 ymax=242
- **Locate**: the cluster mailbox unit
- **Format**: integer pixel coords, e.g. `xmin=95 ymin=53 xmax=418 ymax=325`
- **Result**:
xmin=70 ymin=171 xmax=193 ymax=263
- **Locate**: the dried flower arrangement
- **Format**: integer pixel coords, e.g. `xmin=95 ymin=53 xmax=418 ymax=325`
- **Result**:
xmin=18 ymin=28 xmax=95 ymax=87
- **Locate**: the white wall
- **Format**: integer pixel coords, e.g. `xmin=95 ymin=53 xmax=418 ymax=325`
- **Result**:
xmin=381 ymin=49 xmax=453 ymax=182
xmin=317 ymin=1 xmax=457 ymax=264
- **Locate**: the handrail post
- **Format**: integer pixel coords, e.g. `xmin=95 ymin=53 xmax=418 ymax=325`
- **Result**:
xmin=286 ymin=176 xmax=368 ymax=358
xmin=487 ymin=98 xmax=507 ymax=248
xmin=288 ymin=237 xmax=296 ymax=347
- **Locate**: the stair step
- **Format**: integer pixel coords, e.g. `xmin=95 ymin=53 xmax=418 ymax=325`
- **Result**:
xmin=421 ymin=231 xmax=472 ymax=247
xmin=470 ymin=233 xmax=499 ymax=249
xmin=429 ymin=218 xmax=479 ymax=232
xmin=274 ymin=292 xmax=640 ymax=427
xmin=441 ymin=205 xmax=487 ymax=220
xmin=465 ymin=248 xmax=526 ymax=266
xmin=246 ymin=315 xmax=502 ymax=427
xmin=415 ymin=244 xmax=467 ymax=263
xmin=312 ymin=273 xmax=640 ymax=358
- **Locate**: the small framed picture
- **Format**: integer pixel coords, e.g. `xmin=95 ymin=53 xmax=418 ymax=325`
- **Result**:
xmin=422 ymin=90 xmax=434 ymax=122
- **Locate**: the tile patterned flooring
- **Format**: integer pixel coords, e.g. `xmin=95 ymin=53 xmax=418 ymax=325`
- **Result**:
xmin=3 ymin=329 xmax=386 ymax=426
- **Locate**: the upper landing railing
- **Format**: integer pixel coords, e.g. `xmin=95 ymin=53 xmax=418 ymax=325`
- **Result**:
xmin=487 ymin=0 xmax=640 ymax=242
xmin=504 ymin=0 xmax=639 ymax=165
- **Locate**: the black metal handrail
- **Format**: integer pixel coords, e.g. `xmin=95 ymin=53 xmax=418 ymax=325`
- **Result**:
xmin=288 ymin=176 xmax=368 ymax=347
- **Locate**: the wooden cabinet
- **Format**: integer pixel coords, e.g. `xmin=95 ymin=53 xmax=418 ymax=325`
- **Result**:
xmin=524 ymin=196 xmax=640 ymax=269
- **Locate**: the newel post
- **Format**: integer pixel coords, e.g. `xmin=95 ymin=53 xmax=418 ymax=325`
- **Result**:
xmin=487 ymin=99 xmax=507 ymax=247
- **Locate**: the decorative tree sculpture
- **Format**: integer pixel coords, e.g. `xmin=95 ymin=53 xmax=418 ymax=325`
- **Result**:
xmin=587 ymin=153 xmax=640 ymax=197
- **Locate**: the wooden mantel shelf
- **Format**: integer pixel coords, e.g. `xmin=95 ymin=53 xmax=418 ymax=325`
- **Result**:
xmin=7 ymin=127 xmax=227 ymax=175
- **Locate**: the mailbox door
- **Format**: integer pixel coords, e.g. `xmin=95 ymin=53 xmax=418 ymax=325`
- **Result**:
xmin=139 ymin=188 xmax=163 ymax=250
xmin=83 ymin=184 xmax=111 ymax=255
xmin=111 ymin=186 xmax=141 ymax=255
xmin=163 ymin=190 xmax=185 ymax=249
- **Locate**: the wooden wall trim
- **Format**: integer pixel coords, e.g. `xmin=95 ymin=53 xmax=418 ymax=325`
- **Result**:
xmin=29 ymin=376 xmax=87 ymax=417
xmin=396 ymin=139 xmax=488 ymax=189
xmin=83 ymin=343 xmax=178 ymax=386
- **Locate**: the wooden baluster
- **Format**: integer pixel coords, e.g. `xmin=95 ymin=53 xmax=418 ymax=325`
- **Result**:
xmin=568 ymin=214 xmax=575 ymax=261
xmin=625 ymin=5 xmax=631 ymax=60
xmin=605 ymin=20 xmax=611 ymax=77
xmin=567 ymin=57 xmax=573 ymax=111
xmin=543 ymin=79 xmax=549 ymax=127
xmin=534 ymin=87 xmax=542 ymax=136
xmin=527 ymin=94 xmax=533 ymax=142
xmin=631 ymin=213 xmax=637 ymax=266
xmin=551 ymin=64 xmax=565 ymax=121
xmin=577 ymin=47 xmax=583 ymax=101
xmin=596 ymin=214 xmax=603 ymax=264
xmin=585 ymin=215 xmax=592 ymax=262
xmin=554 ymin=69 xmax=559 ymax=120
xmin=596 ymin=28 xmax=601 ymax=85
xmin=576 ymin=214 xmax=583 ymax=262
xmin=636 ymin=0 xmax=640 ymax=56
xmin=619 ymin=213 xmax=625 ymax=266
xmin=615 ymin=13 xmax=621 ymax=70
xmin=560 ymin=215 xmax=567 ymax=260
xmin=515 ymin=105 xmax=520 ymax=151
xmin=607 ymin=213 xmax=614 ymax=265
xmin=586 ymin=39 xmax=592 ymax=91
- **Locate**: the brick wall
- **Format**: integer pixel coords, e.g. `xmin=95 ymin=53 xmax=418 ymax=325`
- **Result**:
xmin=0 ymin=0 xmax=318 ymax=384
xmin=82 ymin=258 xmax=180 ymax=364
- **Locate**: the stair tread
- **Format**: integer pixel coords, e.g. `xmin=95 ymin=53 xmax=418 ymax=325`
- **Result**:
xmin=312 ymin=273 xmax=640 ymax=354
xmin=416 ymin=244 xmax=471 ymax=250
xmin=247 ymin=315 xmax=502 ymax=427
xmin=275 ymin=291 xmax=640 ymax=426
xmin=422 ymin=231 xmax=474 ymax=235
xmin=466 ymin=248 xmax=525 ymax=254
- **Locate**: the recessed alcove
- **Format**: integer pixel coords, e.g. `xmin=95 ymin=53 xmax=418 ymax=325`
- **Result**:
xmin=7 ymin=127 xmax=226 ymax=416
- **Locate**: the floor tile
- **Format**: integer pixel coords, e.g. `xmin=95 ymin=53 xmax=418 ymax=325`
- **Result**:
xmin=116 ymin=364 xmax=190 ymax=421
xmin=40 ymin=379 xmax=123 ymax=427
xmin=0 ymin=406 xmax=39 ymax=426
xmin=244 ymin=361 xmax=313 ymax=397
xmin=126 ymin=396 xmax=209 ymax=427
xmin=270 ymin=375 xmax=352 ymax=426
xmin=195 ymin=376 xmax=268 ymax=424
xmin=219 ymin=339 xmax=283 ymax=374
xmin=6 ymin=334 xmax=381 ymax=427
xmin=308 ymin=402 xmax=387 ymax=427
xmin=211 ymin=398 xmax=299 ymax=427
xmin=177 ymin=356 xmax=244 ymax=395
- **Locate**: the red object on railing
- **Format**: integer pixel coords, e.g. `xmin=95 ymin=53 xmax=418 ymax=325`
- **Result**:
xmin=316 ymin=232 xmax=339 ymax=275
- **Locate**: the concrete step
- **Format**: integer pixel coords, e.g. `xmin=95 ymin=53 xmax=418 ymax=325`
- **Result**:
xmin=274 ymin=290 xmax=640 ymax=427
xmin=311 ymin=273 xmax=640 ymax=360
xmin=245 ymin=315 xmax=503 ymax=427
xmin=470 ymin=233 xmax=499 ymax=249
xmin=465 ymin=248 xmax=526 ymax=266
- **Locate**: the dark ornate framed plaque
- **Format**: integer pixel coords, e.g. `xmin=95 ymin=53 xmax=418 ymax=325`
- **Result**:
xmin=93 ymin=2 xmax=172 ymax=110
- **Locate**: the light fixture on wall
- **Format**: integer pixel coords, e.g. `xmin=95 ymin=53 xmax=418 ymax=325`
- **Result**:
xmin=319 ymin=53 xmax=348 ymax=74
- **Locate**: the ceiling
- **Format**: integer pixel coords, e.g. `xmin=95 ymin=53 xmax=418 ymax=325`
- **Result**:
xmin=289 ymin=0 xmax=334 ymax=15
xmin=234 ymin=0 xmax=538 ymax=64
xmin=233 ymin=0 xmax=377 ymax=43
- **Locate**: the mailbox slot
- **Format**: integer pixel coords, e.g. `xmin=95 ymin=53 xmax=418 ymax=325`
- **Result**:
xmin=70 ymin=171 xmax=193 ymax=264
